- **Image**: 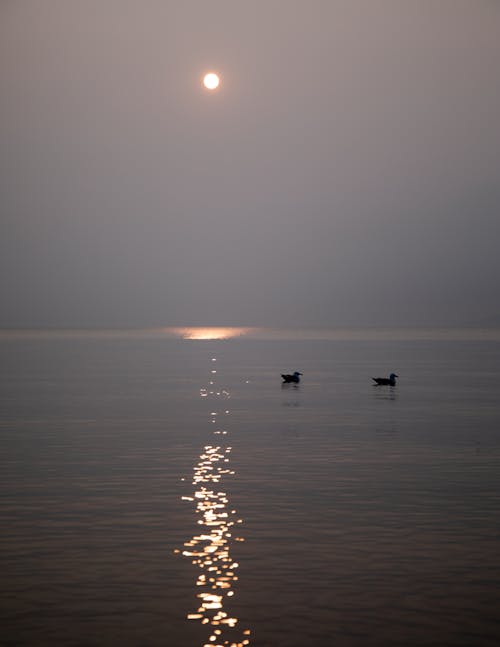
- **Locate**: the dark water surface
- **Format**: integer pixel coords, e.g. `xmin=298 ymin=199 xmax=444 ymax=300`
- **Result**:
xmin=1 ymin=329 xmax=500 ymax=646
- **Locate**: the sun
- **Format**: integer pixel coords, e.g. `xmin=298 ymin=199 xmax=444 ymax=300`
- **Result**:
xmin=203 ymin=72 xmax=220 ymax=90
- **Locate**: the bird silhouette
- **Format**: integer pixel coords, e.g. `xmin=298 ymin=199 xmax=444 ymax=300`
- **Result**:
xmin=281 ymin=371 xmax=302 ymax=384
xmin=372 ymin=373 xmax=398 ymax=386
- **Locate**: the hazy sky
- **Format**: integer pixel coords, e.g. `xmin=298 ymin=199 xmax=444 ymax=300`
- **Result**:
xmin=1 ymin=0 xmax=499 ymax=328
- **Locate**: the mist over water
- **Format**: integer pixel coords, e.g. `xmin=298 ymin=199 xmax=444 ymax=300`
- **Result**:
xmin=1 ymin=329 xmax=500 ymax=646
xmin=3 ymin=4 xmax=500 ymax=644
xmin=2 ymin=2 xmax=500 ymax=330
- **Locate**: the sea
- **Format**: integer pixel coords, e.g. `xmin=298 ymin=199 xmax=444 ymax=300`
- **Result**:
xmin=1 ymin=327 xmax=500 ymax=647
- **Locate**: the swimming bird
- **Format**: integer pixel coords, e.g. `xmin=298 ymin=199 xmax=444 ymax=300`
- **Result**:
xmin=281 ymin=371 xmax=303 ymax=384
xmin=372 ymin=373 xmax=398 ymax=386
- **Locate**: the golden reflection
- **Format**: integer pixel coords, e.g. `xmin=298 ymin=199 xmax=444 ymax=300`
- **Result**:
xmin=177 ymin=356 xmax=251 ymax=646
xmin=173 ymin=327 xmax=255 ymax=340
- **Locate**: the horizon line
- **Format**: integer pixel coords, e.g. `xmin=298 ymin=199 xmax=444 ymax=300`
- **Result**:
xmin=1 ymin=325 xmax=500 ymax=342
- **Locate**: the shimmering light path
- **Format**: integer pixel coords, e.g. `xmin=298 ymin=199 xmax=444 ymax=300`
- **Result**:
xmin=176 ymin=357 xmax=251 ymax=647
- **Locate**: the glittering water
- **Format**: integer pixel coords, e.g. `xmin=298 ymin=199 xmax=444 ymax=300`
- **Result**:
xmin=176 ymin=358 xmax=251 ymax=646
xmin=1 ymin=329 xmax=500 ymax=646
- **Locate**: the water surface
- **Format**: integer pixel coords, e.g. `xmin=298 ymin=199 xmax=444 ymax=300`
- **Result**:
xmin=1 ymin=328 xmax=500 ymax=646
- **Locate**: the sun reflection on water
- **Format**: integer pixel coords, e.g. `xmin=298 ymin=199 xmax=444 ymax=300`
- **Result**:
xmin=173 ymin=327 xmax=255 ymax=340
xmin=176 ymin=357 xmax=251 ymax=646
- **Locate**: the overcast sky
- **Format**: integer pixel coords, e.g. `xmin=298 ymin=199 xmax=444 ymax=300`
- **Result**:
xmin=1 ymin=0 xmax=499 ymax=328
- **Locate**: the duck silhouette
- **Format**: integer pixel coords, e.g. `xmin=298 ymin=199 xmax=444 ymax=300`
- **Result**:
xmin=281 ymin=371 xmax=302 ymax=384
xmin=372 ymin=373 xmax=398 ymax=386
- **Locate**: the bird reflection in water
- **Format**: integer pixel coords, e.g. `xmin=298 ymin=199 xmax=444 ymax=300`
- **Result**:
xmin=176 ymin=358 xmax=251 ymax=647
xmin=373 ymin=385 xmax=398 ymax=402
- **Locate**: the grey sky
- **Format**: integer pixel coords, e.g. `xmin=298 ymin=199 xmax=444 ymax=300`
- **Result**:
xmin=1 ymin=0 xmax=499 ymax=328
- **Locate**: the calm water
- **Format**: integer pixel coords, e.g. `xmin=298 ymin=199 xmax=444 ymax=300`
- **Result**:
xmin=1 ymin=329 xmax=500 ymax=647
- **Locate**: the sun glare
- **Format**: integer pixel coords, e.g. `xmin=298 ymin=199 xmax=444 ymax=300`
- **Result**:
xmin=174 ymin=327 xmax=253 ymax=340
xmin=203 ymin=72 xmax=220 ymax=90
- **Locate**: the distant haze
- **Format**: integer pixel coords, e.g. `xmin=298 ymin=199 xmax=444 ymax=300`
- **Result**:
xmin=1 ymin=0 xmax=499 ymax=328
